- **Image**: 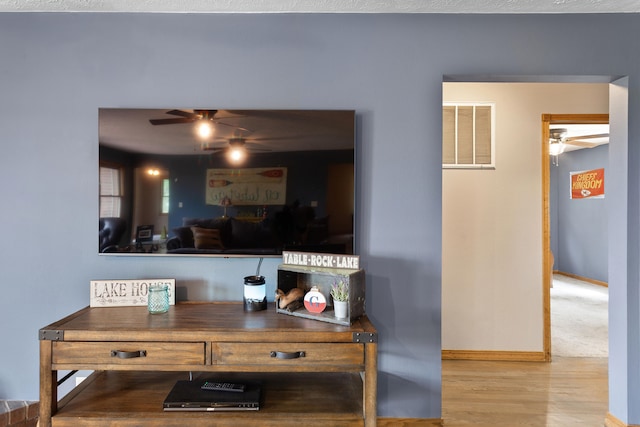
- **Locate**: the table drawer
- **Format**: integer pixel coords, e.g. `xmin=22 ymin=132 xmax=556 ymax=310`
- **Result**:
xmin=211 ymin=343 xmax=364 ymax=366
xmin=52 ymin=342 xmax=205 ymax=365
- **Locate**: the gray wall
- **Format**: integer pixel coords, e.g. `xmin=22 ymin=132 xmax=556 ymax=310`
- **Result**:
xmin=551 ymin=145 xmax=609 ymax=282
xmin=0 ymin=12 xmax=639 ymax=422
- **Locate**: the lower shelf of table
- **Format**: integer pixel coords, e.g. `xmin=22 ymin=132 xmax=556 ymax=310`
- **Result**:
xmin=52 ymin=370 xmax=367 ymax=427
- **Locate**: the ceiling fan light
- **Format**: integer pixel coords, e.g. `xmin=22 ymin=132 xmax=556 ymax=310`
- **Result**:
xmin=196 ymin=120 xmax=213 ymax=139
xmin=227 ymin=147 xmax=246 ymax=164
xmin=549 ymin=140 xmax=565 ymax=156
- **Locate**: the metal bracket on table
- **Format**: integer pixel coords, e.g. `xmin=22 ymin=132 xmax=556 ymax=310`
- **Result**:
xmin=352 ymin=332 xmax=377 ymax=343
xmin=39 ymin=329 xmax=64 ymax=341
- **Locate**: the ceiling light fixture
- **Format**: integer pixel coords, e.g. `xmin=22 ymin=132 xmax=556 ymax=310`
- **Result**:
xmin=227 ymin=146 xmax=246 ymax=164
xmin=549 ymin=128 xmax=567 ymax=166
xmin=225 ymin=138 xmax=248 ymax=165
xmin=549 ymin=139 xmax=565 ymax=156
xmin=195 ymin=119 xmax=214 ymax=139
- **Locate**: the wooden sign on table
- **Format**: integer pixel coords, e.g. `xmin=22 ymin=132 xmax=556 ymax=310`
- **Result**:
xmin=281 ymin=251 xmax=360 ymax=270
xmin=90 ymin=279 xmax=176 ymax=307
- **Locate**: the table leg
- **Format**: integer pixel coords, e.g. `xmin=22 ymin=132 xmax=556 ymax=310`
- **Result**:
xmin=39 ymin=340 xmax=56 ymax=427
xmin=364 ymin=341 xmax=378 ymax=427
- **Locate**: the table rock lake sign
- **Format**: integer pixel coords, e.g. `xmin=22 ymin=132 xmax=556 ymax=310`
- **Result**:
xmin=282 ymin=251 xmax=359 ymax=270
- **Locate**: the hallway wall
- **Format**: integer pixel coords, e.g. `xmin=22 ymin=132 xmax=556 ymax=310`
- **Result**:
xmin=551 ymin=145 xmax=608 ymax=282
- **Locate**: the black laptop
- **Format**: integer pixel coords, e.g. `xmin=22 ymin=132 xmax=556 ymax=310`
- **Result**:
xmin=163 ymin=380 xmax=261 ymax=412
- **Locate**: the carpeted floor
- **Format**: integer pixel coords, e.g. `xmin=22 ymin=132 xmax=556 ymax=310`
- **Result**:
xmin=551 ymin=274 xmax=608 ymax=357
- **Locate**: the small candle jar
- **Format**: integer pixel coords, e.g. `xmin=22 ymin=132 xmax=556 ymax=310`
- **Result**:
xmin=244 ymin=275 xmax=267 ymax=312
xmin=148 ymin=284 xmax=169 ymax=314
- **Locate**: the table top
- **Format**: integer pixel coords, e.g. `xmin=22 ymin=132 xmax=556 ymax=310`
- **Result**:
xmin=40 ymin=302 xmax=376 ymax=343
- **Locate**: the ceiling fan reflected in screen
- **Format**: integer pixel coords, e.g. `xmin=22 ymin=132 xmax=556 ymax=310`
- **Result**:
xmin=100 ymin=108 xmax=355 ymax=159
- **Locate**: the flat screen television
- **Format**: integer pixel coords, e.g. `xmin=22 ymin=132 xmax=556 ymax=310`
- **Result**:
xmin=98 ymin=109 xmax=356 ymax=257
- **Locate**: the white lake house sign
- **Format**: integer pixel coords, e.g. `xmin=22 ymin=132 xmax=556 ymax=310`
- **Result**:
xmin=90 ymin=279 xmax=176 ymax=307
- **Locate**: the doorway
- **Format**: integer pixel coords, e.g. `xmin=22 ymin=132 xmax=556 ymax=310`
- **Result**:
xmin=133 ymin=166 xmax=169 ymax=242
xmin=542 ymin=113 xmax=609 ymax=360
xmin=442 ymin=81 xmax=611 ymax=360
xmin=441 ymin=75 xmax=628 ymax=427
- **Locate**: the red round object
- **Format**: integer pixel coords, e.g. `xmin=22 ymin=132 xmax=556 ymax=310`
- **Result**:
xmin=304 ymin=288 xmax=327 ymax=313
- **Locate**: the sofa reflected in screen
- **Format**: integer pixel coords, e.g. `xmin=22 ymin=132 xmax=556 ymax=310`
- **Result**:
xmin=99 ymin=217 xmax=127 ymax=253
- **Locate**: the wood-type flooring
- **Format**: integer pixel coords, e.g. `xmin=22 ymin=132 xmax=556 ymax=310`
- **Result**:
xmin=442 ymin=356 xmax=608 ymax=426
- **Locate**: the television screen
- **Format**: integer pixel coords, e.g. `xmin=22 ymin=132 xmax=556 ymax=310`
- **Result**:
xmin=98 ymin=109 xmax=356 ymax=257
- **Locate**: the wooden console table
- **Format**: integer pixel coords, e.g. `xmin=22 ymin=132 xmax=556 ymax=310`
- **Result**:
xmin=39 ymin=302 xmax=377 ymax=426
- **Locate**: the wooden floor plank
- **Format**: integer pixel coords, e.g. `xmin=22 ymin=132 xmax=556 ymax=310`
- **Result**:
xmin=442 ymin=356 xmax=608 ymax=427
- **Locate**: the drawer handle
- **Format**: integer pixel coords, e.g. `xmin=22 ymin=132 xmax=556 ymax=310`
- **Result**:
xmin=270 ymin=350 xmax=305 ymax=359
xmin=110 ymin=350 xmax=147 ymax=359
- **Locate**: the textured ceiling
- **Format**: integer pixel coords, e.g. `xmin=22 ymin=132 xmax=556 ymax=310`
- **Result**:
xmin=0 ymin=0 xmax=639 ymax=13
